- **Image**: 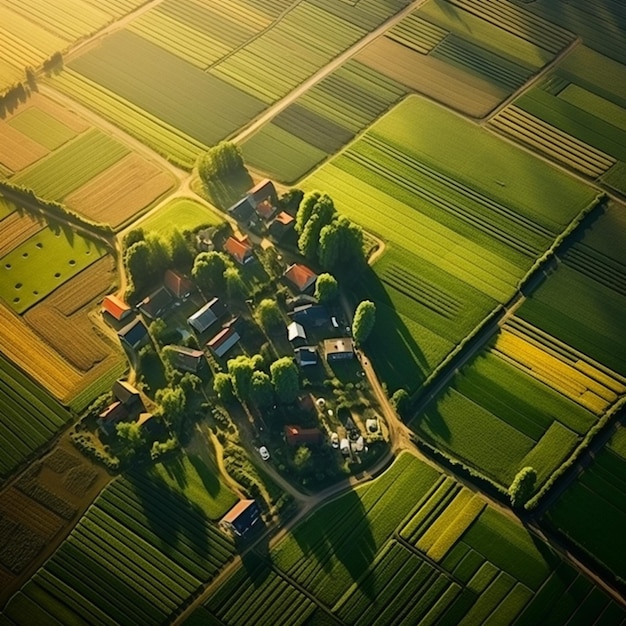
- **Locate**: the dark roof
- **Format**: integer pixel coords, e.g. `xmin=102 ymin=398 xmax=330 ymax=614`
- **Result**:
xmin=290 ymin=304 xmax=328 ymax=327
xmin=188 ymin=297 xmax=227 ymax=333
xmin=228 ymin=196 xmax=255 ymax=222
xmin=170 ymin=345 xmax=205 ymax=372
xmin=268 ymin=211 xmax=295 ymax=240
xmin=139 ymin=286 xmax=173 ymax=320
xmin=102 ymin=294 xmax=132 ymax=321
xmin=284 ymin=425 xmax=324 ymax=446
xmin=98 ymin=401 xmax=129 ymax=423
xmin=283 ymin=264 xmax=318 ymax=293
xmin=222 ymin=499 xmax=262 ymax=536
xmin=136 ymin=412 xmax=165 ymax=437
xmin=207 ymin=327 xmax=240 ymax=358
xmin=117 ymin=317 xmax=148 ymax=349
xmin=247 ymin=179 xmax=277 ymax=204
xmin=164 ymin=270 xmax=194 ymax=299
xmin=112 ymin=380 xmax=141 ymax=406
xmin=286 ymin=294 xmax=318 ymax=311
xmin=295 ymin=346 xmax=318 ymax=367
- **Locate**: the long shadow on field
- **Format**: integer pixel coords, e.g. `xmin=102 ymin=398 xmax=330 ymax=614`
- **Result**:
xmin=411 ymin=394 xmax=451 ymax=444
xmin=288 ymin=488 xmax=377 ymax=600
xmin=353 ymin=263 xmax=430 ymax=395
xmin=126 ymin=471 xmax=210 ymax=558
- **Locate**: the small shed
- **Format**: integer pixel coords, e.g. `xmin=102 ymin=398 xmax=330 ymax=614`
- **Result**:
xmin=324 ymin=338 xmax=355 ymax=362
xmin=224 ymin=236 xmax=254 ymax=265
xmin=101 ymin=294 xmax=132 ymax=321
xmin=164 ymin=269 xmax=194 ymax=300
xmin=268 ymin=211 xmax=294 ymax=240
xmin=117 ymin=318 xmax=149 ymax=350
xmin=169 ymin=345 xmax=205 ymax=373
xmin=221 ymin=499 xmax=262 ymax=537
xmin=188 ymin=297 xmax=227 ymax=333
xmin=294 ymin=346 xmax=318 ymax=368
xmin=284 ymin=425 xmax=324 ymax=446
xmin=287 ymin=321 xmax=307 ymax=347
xmin=139 ymin=286 xmax=173 ymax=320
xmin=207 ymin=327 xmax=240 ymax=358
xmin=283 ymin=263 xmax=318 ymax=294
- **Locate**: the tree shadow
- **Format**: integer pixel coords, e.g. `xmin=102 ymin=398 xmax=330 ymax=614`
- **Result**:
xmin=188 ymin=453 xmax=221 ymax=498
xmin=158 ymin=454 xmax=189 ymax=490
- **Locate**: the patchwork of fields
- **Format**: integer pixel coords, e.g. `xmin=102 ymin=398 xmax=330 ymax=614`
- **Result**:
xmin=303 ymin=95 xmax=597 ymax=393
xmin=195 ymin=453 xmax=626 ymax=625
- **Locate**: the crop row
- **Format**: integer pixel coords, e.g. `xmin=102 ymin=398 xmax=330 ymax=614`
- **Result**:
xmin=8 ymin=106 xmax=77 ymax=152
xmin=489 ymin=106 xmax=614 ymax=178
xmin=13 ymin=128 xmax=129 ymax=201
xmin=387 ymin=13 xmax=448 ymax=54
xmin=564 ymin=243 xmax=626 ymax=298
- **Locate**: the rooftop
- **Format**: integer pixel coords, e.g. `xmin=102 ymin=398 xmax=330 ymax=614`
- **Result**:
xmin=283 ymin=263 xmax=318 ymax=293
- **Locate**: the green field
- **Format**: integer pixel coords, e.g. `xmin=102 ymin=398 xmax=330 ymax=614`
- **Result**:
xmin=303 ymin=95 xmax=596 ymax=392
xmin=147 ymin=451 xmax=237 ymax=521
xmin=2 ymin=471 xmax=236 ymax=625
xmin=7 ymin=107 xmax=78 ymax=151
xmin=139 ymin=197 xmax=224 ymax=236
xmin=194 ymin=453 xmax=625 ymax=625
xmin=242 ymin=60 xmax=407 ymax=183
xmin=12 ymin=128 xmax=129 ymax=201
xmin=546 ymin=426 xmax=626 ymax=582
xmin=65 ymin=30 xmax=266 ymax=164
xmin=0 ymin=226 xmax=108 ymax=313
xmin=0 ymin=354 xmax=71 ymax=478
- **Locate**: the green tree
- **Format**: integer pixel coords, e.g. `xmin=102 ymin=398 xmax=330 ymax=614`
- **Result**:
xmin=169 ymin=228 xmax=194 ymax=269
xmin=149 ymin=318 xmax=168 ymax=344
xmin=124 ymin=240 xmax=151 ymax=294
xmin=145 ymin=233 xmax=170 ymax=281
xmin=279 ymin=188 xmax=304 ymax=212
xmin=227 ymin=355 xmax=256 ymax=402
xmin=250 ymin=370 xmax=274 ymax=408
xmin=116 ymin=421 xmax=145 ymax=450
xmin=257 ymin=298 xmax=283 ymax=333
xmin=352 ymin=300 xmax=376 ymax=346
xmin=390 ymin=389 xmax=410 ymax=420
xmin=213 ymin=372 xmax=233 ymax=402
xmin=509 ymin=467 xmax=537 ymax=509
xmin=270 ymin=357 xmax=299 ymax=404
xmin=318 ymin=216 xmax=364 ymax=272
xmin=295 ymin=190 xmax=321 ymax=234
xmin=123 ymin=227 xmax=145 ymax=250
xmin=225 ymin=266 xmax=247 ymax=300
xmin=155 ymin=386 xmax=186 ymax=429
xmin=197 ymin=142 xmax=252 ymax=209
xmin=297 ymin=195 xmax=336 ymax=260
xmin=293 ymin=445 xmax=312 ymax=472
xmin=314 ymin=273 xmax=338 ymax=303
xmin=192 ymin=251 xmax=230 ymax=294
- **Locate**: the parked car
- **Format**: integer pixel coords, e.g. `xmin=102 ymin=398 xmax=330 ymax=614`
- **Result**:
xmin=259 ymin=446 xmax=270 ymax=461
xmin=330 ymin=433 xmax=339 ymax=449
xmin=331 ymin=316 xmax=339 ymax=328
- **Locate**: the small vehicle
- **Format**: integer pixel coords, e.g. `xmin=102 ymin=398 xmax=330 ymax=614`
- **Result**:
xmin=259 ymin=446 xmax=270 ymax=461
xmin=331 ymin=316 xmax=339 ymax=328
xmin=330 ymin=433 xmax=339 ymax=449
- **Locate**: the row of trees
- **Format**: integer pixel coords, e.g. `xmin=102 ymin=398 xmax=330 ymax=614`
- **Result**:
xmin=214 ymin=354 xmax=299 ymax=408
xmin=295 ymin=192 xmax=364 ymax=274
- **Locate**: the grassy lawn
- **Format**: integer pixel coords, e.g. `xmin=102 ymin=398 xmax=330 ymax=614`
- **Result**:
xmin=140 ymin=197 xmax=223 ymax=236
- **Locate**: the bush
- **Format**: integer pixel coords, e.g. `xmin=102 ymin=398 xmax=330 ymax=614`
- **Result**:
xmin=509 ymin=466 xmax=537 ymax=509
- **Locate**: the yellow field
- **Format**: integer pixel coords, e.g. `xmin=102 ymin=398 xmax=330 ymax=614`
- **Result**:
xmin=0 ymin=212 xmax=44 ymax=257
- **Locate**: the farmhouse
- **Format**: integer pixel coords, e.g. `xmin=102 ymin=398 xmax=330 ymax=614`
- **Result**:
xmin=284 ymin=425 xmax=324 ymax=446
xmin=287 ymin=321 xmax=307 ymax=347
xmin=221 ymin=499 xmax=262 ymax=537
xmin=283 ymin=263 xmax=318 ymax=294
xmin=169 ymin=345 xmax=205 ymax=373
xmin=268 ymin=211 xmax=294 ymax=240
xmin=139 ymin=286 xmax=173 ymax=320
xmin=324 ymin=338 xmax=354 ymax=362
xmin=248 ymin=178 xmax=278 ymax=207
xmin=188 ymin=297 xmax=227 ymax=333
xmin=98 ymin=401 xmax=129 ymax=435
xmin=117 ymin=317 xmax=149 ymax=350
xmin=255 ymin=199 xmax=277 ymax=221
xmin=228 ymin=196 xmax=255 ymax=223
xmin=290 ymin=304 xmax=328 ymax=327
xmin=294 ymin=346 xmax=318 ymax=367
xmin=136 ymin=412 xmax=165 ymax=438
xmin=207 ymin=327 xmax=240 ymax=358
xmin=224 ymin=235 xmax=254 ymax=265
xmin=164 ymin=269 xmax=194 ymax=300
xmin=101 ymin=294 xmax=132 ymax=321
xmin=113 ymin=380 xmax=141 ymax=407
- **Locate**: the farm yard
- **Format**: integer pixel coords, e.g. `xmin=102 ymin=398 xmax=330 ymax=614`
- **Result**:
xmin=196 ymin=453 xmax=626 ymax=625
xmin=545 ymin=426 xmax=626 ymax=583
xmin=303 ymin=95 xmax=598 ymax=392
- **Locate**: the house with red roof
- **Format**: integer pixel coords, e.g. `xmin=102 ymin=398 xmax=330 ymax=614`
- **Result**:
xmin=284 ymin=425 xmax=324 ymax=446
xmin=164 ymin=269 xmax=194 ymax=300
xmin=283 ymin=263 xmax=318 ymax=294
xmin=221 ymin=499 xmax=262 ymax=537
xmin=224 ymin=236 xmax=254 ymax=265
xmin=102 ymin=294 xmax=132 ymax=321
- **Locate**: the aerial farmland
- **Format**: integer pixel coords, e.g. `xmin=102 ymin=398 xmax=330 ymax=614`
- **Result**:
xmin=0 ymin=1 xmax=625 ymax=625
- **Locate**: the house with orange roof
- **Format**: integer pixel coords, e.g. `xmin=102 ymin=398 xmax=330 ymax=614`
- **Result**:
xmin=221 ymin=499 xmax=262 ymax=537
xmin=224 ymin=236 xmax=254 ymax=265
xmin=101 ymin=294 xmax=132 ymax=321
xmin=268 ymin=211 xmax=295 ymax=240
xmin=283 ymin=263 xmax=318 ymax=294
xmin=164 ymin=269 xmax=194 ymax=300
